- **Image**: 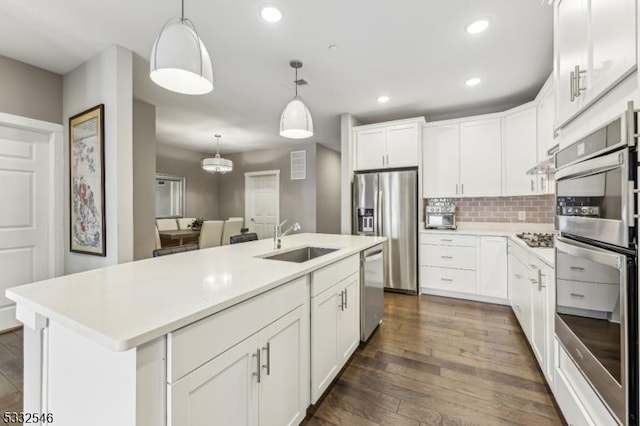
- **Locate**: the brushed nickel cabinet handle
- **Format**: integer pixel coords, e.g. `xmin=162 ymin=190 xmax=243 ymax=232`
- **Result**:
xmin=570 ymin=293 xmax=585 ymax=298
xmin=570 ymin=266 xmax=585 ymax=271
xmin=441 ymin=278 xmax=453 ymax=282
xmin=570 ymin=70 xmax=576 ymax=102
xmin=253 ymin=349 xmax=261 ymax=383
xmin=344 ymin=288 xmax=348 ymax=309
xmin=262 ymin=342 xmax=271 ymax=376
xmin=441 ymin=255 xmax=453 ymax=259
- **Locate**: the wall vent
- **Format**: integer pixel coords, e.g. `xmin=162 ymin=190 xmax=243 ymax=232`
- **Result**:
xmin=290 ymin=150 xmax=306 ymax=180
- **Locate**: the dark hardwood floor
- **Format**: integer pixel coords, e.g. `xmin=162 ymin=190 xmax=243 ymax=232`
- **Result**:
xmin=304 ymin=293 xmax=565 ymax=426
xmin=0 ymin=327 xmax=23 ymax=416
xmin=0 ymin=294 xmax=565 ymax=425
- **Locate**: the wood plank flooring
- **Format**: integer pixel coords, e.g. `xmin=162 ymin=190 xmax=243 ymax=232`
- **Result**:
xmin=0 ymin=295 xmax=565 ymax=425
xmin=303 ymin=293 xmax=565 ymax=426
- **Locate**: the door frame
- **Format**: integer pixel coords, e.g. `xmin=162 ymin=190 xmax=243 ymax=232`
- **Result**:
xmin=0 ymin=112 xmax=64 ymax=279
xmin=244 ymin=170 xmax=280 ymax=236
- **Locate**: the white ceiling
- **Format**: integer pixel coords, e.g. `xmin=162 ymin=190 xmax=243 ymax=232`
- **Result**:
xmin=0 ymin=0 xmax=553 ymax=154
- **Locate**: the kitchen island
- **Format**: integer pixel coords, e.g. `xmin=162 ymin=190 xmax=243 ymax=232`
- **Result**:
xmin=7 ymin=233 xmax=386 ymax=426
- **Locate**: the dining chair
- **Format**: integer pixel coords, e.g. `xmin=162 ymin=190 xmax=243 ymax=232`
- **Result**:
xmin=156 ymin=218 xmax=178 ymax=231
xmin=177 ymin=217 xmax=196 ymax=229
xmin=228 ymin=217 xmax=244 ymax=225
xmin=229 ymin=233 xmax=258 ymax=244
xmin=152 ymin=243 xmax=199 ymax=257
xmin=154 ymin=226 xmax=162 ymax=250
xmin=221 ymin=218 xmax=243 ymax=245
xmin=199 ymin=220 xmax=224 ymax=249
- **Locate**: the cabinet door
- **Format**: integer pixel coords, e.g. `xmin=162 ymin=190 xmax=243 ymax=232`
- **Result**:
xmin=259 ymin=306 xmax=305 ymax=426
xmin=536 ymin=89 xmax=555 ymax=163
xmin=385 ymin=123 xmax=419 ymax=168
xmin=355 ymin=128 xmax=385 ymax=170
xmin=509 ymin=256 xmax=532 ymax=340
xmin=422 ymin=124 xmax=460 ymax=197
xmin=337 ymin=277 xmax=360 ymax=364
xmin=459 ymin=118 xmax=502 ymax=197
xmin=588 ymin=0 xmax=636 ymax=104
xmin=504 ymin=107 xmax=538 ymax=196
xmin=310 ymin=287 xmax=339 ymax=403
xmin=555 ymin=0 xmax=588 ymax=125
xmin=530 ymin=264 xmax=547 ymax=371
xmin=478 ymin=237 xmax=507 ymax=299
xmin=168 ymin=334 xmax=258 ymax=426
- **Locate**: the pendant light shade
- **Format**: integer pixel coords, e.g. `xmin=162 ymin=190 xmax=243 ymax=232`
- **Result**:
xmin=280 ymin=60 xmax=313 ymax=139
xmin=202 ymin=135 xmax=233 ymax=174
xmin=150 ymin=1 xmax=213 ymax=95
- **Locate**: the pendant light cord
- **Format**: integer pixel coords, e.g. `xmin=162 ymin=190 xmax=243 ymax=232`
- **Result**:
xmin=181 ymin=0 xmax=185 ymax=20
xmin=295 ymin=66 xmax=298 ymax=97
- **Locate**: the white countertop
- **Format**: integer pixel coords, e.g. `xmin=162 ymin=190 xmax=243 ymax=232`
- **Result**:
xmin=420 ymin=223 xmax=555 ymax=266
xmin=7 ymin=233 xmax=386 ymax=352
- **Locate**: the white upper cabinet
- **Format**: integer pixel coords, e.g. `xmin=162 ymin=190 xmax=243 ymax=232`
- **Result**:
xmin=555 ymin=0 xmax=637 ymax=127
xmin=355 ymin=127 xmax=385 ymax=170
xmin=536 ymin=84 xmax=555 ymax=162
xmin=354 ymin=118 xmax=424 ymax=170
xmin=422 ymin=124 xmax=460 ymax=197
xmin=459 ymin=118 xmax=502 ymax=197
xmin=503 ymin=106 xmax=538 ymax=196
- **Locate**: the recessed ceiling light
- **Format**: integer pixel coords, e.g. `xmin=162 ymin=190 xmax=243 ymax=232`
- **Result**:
xmin=260 ymin=5 xmax=283 ymax=23
xmin=377 ymin=96 xmax=390 ymax=103
xmin=465 ymin=77 xmax=482 ymax=87
xmin=328 ymin=44 xmax=339 ymax=51
xmin=466 ymin=19 xmax=490 ymax=34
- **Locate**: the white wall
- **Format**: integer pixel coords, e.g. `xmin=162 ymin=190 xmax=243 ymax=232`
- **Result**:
xmin=316 ymin=144 xmax=341 ymax=234
xmin=63 ymin=45 xmax=134 ymax=273
xmin=133 ymin=100 xmax=156 ymax=260
xmin=340 ymin=113 xmax=361 ymax=234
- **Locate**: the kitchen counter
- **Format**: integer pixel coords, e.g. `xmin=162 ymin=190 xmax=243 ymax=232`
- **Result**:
xmin=420 ymin=223 xmax=555 ymax=266
xmin=6 ymin=233 xmax=385 ymax=352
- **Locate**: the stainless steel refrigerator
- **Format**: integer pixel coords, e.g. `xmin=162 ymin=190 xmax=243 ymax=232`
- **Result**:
xmin=353 ymin=169 xmax=418 ymax=294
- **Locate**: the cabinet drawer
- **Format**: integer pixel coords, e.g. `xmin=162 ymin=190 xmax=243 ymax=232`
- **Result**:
xmin=311 ymin=254 xmax=359 ymax=297
xmin=555 ymin=369 xmax=595 ymax=426
xmin=420 ymin=233 xmax=475 ymax=247
xmin=556 ymin=252 xmax=619 ymax=284
xmin=556 ymin=279 xmax=618 ymax=312
xmin=419 ymin=266 xmax=475 ymax=294
xmin=167 ymin=276 xmax=308 ymax=383
xmin=420 ymin=245 xmax=475 ymax=270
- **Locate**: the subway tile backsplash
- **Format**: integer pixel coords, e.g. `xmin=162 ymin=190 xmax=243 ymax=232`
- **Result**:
xmin=425 ymin=194 xmax=555 ymax=224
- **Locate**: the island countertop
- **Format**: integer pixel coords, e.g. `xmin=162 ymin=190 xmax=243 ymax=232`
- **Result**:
xmin=7 ymin=233 xmax=386 ymax=352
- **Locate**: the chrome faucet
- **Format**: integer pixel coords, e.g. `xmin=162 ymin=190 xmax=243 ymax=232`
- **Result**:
xmin=274 ymin=220 xmax=301 ymax=249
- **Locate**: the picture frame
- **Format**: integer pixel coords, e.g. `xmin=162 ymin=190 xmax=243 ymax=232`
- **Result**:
xmin=69 ymin=104 xmax=106 ymax=256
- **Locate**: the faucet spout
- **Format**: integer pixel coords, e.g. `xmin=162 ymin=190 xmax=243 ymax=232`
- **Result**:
xmin=274 ymin=220 xmax=301 ymax=249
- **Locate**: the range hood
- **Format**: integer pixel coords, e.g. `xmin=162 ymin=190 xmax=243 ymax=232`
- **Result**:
xmin=526 ymin=143 xmax=559 ymax=175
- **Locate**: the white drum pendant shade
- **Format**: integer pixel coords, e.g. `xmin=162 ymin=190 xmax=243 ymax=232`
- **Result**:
xmin=280 ymin=96 xmax=313 ymax=139
xmin=150 ymin=20 xmax=213 ymax=95
xmin=202 ymin=154 xmax=233 ymax=173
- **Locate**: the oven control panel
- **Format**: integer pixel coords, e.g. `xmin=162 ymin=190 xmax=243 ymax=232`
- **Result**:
xmin=559 ymin=206 xmax=600 ymax=217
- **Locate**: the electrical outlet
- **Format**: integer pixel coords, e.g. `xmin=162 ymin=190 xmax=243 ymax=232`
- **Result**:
xmin=518 ymin=211 xmax=526 ymax=221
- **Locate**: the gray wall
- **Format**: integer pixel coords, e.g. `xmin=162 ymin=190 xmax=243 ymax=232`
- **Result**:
xmin=0 ymin=55 xmax=63 ymax=123
xmin=217 ymin=143 xmax=318 ymax=233
xmin=63 ymin=45 xmax=134 ymax=274
xmin=316 ymin=145 xmax=341 ymax=234
xmin=156 ymin=143 xmax=220 ymax=220
xmin=133 ymin=100 xmax=157 ymax=260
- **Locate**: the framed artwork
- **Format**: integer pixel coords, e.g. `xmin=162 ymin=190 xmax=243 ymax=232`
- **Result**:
xmin=69 ymin=104 xmax=106 ymax=256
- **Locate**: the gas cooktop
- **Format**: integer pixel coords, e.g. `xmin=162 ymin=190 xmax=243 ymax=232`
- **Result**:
xmin=516 ymin=232 xmax=555 ymax=248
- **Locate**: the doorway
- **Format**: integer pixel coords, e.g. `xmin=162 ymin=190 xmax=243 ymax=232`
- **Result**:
xmin=245 ymin=170 xmax=280 ymax=240
xmin=0 ymin=113 xmax=63 ymax=332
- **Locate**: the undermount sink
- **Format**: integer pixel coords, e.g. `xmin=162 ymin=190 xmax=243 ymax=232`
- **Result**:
xmin=261 ymin=246 xmax=339 ymax=263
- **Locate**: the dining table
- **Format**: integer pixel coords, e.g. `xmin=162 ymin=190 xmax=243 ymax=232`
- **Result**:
xmin=158 ymin=229 xmax=200 ymax=246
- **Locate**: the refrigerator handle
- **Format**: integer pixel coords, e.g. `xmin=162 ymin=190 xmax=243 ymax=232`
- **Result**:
xmin=373 ymin=190 xmax=379 ymax=236
xmin=378 ymin=189 xmax=384 ymax=236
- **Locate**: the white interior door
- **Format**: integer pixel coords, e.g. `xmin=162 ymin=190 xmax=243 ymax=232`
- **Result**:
xmin=0 ymin=124 xmax=53 ymax=331
xmin=245 ymin=171 xmax=279 ymax=240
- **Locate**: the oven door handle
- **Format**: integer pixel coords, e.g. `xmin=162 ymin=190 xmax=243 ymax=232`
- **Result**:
xmin=555 ymin=149 xmax=625 ymax=181
xmin=556 ymin=237 xmax=623 ymax=270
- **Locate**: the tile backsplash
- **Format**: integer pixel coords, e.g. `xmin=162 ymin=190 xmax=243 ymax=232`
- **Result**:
xmin=425 ymin=195 xmax=555 ymax=224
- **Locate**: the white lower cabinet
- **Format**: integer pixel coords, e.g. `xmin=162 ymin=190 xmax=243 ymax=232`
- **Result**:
xmin=311 ymin=272 xmax=360 ymax=403
xmin=168 ymin=305 xmax=307 ymax=426
xmin=419 ymin=234 xmax=507 ymax=303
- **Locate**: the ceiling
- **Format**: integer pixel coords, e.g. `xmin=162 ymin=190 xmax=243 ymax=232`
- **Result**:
xmin=0 ymin=0 xmax=553 ymax=154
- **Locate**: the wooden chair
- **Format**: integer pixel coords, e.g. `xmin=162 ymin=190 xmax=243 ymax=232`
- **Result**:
xmin=199 ymin=220 xmax=224 ymax=249
xmin=177 ymin=217 xmax=196 ymax=230
xmin=229 ymin=233 xmax=258 ymax=244
xmin=156 ymin=218 xmax=178 ymax=231
xmin=154 ymin=226 xmax=162 ymax=250
xmin=152 ymin=243 xmax=199 ymax=257
xmin=221 ymin=218 xmax=243 ymax=246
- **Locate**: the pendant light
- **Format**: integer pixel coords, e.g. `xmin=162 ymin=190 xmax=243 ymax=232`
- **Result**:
xmin=280 ymin=60 xmax=313 ymax=139
xmin=150 ymin=0 xmax=213 ymax=95
xmin=202 ymin=135 xmax=233 ymax=174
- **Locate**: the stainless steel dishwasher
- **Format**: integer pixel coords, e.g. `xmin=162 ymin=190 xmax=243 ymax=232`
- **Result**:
xmin=361 ymin=244 xmax=385 ymax=342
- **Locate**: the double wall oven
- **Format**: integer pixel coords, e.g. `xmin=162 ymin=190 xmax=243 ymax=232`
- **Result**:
xmin=555 ymin=102 xmax=639 ymax=425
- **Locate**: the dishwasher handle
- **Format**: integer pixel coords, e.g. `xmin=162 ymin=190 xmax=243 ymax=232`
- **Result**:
xmin=363 ymin=248 xmax=383 ymax=262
